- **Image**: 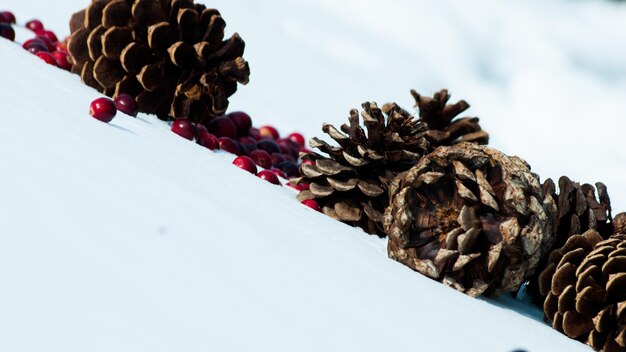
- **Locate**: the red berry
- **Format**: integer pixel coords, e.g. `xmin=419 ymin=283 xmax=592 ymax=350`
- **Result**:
xmin=288 ymin=132 xmax=306 ymax=147
xmin=271 ymin=168 xmax=287 ymax=179
xmin=207 ymin=116 xmax=237 ymax=139
xmin=38 ymin=30 xmax=58 ymax=43
xmin=232 ymin=156 xmax=257 ymax=174
xmin=257 ymin=170 xmax=281 ymax=185
xmin=23 ymin=38 xmax=47 ymax=52
xmin=270 ymin=153 xmax=285 ymax=166
xmin=249 ymin=127 xmax=262 ymax=141
xmin=259 ymin=125 xmax=279 ymax=140
xmin=288 ymin=182 xmax=309 ymax=191
xmin=55 ymin=42 xmax=67 ymax=53
xmin=0 ymin=11 xmax=16 ymax=24
xmin=51 ymin=51 xmax=72 ymax=71
xmin=0 ymin=23 xmax=14 ymax=41
xmin=301 ymin=158 xmax=315 ymax=166
xmin=25 ymin=19 xmax=44 ymax=32
xmin=171 ymin=119 xmax=195 ymax=140
xmin=36 ymin=52 xmax=57 ymax=66
xmin=218 ymin=137 xmax=239 ymax=154
xmin=195 ymin=123 xmax=208 ymax=137
xmin=197 ymin=132 xmax=219 ymax=150
xmin=277 ymin=138 xmax=297 ymax=157
xmin=256 ymin=139 xmax=281 ymax=154
xmin=89 ymin=97 xmax=117 ymax=123
xmin=35 ymin=35 xmax=55 ymax=51
xmin=114 ymin=94 xmax=139 ymax=117
xmin=249 ymin=149 xmax=272 ymax=169
xmin=301 ymin=199 xmax=321 ymax=212
xmin=227 ymin=111 xmax=252 ymax=136
xmin=238 ymin=135 xmax=256 ymax=145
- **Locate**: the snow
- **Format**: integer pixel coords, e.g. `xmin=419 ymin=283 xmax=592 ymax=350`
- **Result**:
xmin=2 ymin=0 xmax=625 ymax=350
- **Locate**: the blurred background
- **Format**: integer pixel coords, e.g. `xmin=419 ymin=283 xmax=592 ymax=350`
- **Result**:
xmin=8 ymin=0 xmax=626 ymax=210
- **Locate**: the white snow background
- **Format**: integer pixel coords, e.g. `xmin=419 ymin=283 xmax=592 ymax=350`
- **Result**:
xmin=2 ymin=0 xmax=625 ymax=351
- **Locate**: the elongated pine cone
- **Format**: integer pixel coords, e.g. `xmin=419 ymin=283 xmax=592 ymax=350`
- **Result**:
xmin=295 ymin=102 xmax=430 ymax=236
xmin=384 ymin=143 xmax=556 ymax=297
xmin=67 ymin=0 xmax=250 ymax=122
xmin=539 ymin=227 xmax=626 ymax=351
xmin=526 ymin=176 xmax=614 ymax=303
xmin=411 ymin=89 xmax=489 ymax=146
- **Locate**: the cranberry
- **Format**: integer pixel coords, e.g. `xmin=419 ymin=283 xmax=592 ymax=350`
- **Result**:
xmin=238 ymin=135 xmax=256 ymax=145
xmin=89 ymin=97 xmax=117 ymax=123
xmin=0 ymin=23 xmax=14 ymax=41
xmin=232 ymin=156 xmax=257 ymax=174
xmin=270 ymin=153 xmax=285 ymax=166
xmin=277 ymin=138 xmax=298 ymax=158
xmin=207 ymin=116 xmax=237 ymax=139
xmin=114 ymin=94 xmax=139 ymax=117
xmin=0 ymin=11 xmax=16 ymax=24
xmin=195 ymin=123 xmax=208 ymax=138
xmin=277 ymin=161 xmax=300 ymax=178
xmin=25 ymin=19 xmax=44 ymax=32
xmin=271 ymin=168 xmax=287 ymax=179
xmin=259 ymin=125 xmax=279 ymax=140
xmin=227 ymin=111 xmax=252 ymax=136
xmin=301 ymin=158 xmax=316 ymax=166
xmin=257 ymin=170 xmax=281 ymax=185
xmin=35 ymin=35 xmax=55 ymax=52
xmin=23 ymin=38 xmax=48 ymax=52
xmin=55 ymin=42 xmax=67 ymax=53
xmin=301 ymin=199 xmax=321 ymax=212
xmin=51 ymin=51 xmax=72 ymax=71
xmin=249 ymin=149 xmax=272 ymax=169
xmin=256 ymin=139 xmax=281 ymax=154
xmin=287 ymin=132 xmax=306 ymax=147
xmin=36 ymin=52 xmax=57 ymax=66
xmin=197 ymin=132 xmax=219 ymax=150
xmin=218 ymin=137 xmax=239 ymax=154
xmin=249 ymin=127 xmax=262 ymax=141
xmin=171 ymin=119 xmax=195 ymax=140
xmin=38 ymin=30 xmax=58 ymax=43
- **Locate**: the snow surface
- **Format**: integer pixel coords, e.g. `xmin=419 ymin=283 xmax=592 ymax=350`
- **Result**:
xmin=2 ymin=0 xmax=626 ymax=351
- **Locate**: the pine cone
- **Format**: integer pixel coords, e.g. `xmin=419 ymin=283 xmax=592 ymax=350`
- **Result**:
xmin=295 ymin=102 xmax=430 ymax=236
xmin=539 ymin=227 xmax=626 ymax=351
xmin=526 ymin=177 xmax=614 ymax=303
xmin=411 ymin=89 xmax=489 ymax=147
xmin=67 ymin=0 xmax=250 ymax=122
xmin=384 ymin=143 xmax=556 ymax=297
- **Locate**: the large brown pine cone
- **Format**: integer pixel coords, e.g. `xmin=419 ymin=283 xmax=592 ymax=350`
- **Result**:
xmin=539 ymin=228 xmax=626 ymax=351
xmin=295 ymin=90 xmax=488 ymax=237
xmin=67 ymin=0 xmax=250 ymax=122
xmin=384 ymin=143 xmax=556 ymax=297
xmin=526 ymin=176 xmax=614 ymax=303
xmin=296 ymin=102 xmax=430 ymax=236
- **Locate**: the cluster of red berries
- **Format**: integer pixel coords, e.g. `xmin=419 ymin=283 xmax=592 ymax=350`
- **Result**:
xmin=89 ymin=95 xmax=139 ymax=122
xmin=169 ymin=113 xmax=319 ymax=209
xmin=0 ymin=11 xmax=72 ymax=70
xmin=21 ymin=20 xmax=72 ymax=70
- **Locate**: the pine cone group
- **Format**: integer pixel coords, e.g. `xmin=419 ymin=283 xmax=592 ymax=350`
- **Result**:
xmin=295 ymin=90 xmax=488 ymax=236
xmin=539 ymin=229 xmax=626 ymax=351
xmin=68 ymin=0 xmax=250 ymax=122
xmin=384 ymin=143 xmax=556 ymax=297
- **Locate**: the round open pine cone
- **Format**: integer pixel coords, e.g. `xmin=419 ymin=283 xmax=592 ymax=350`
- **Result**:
xmin=384 ymin=143 xmax=556 ymax=297
xmin=295 ymin=90 xmax=489 ymax=237
xmin=539 ymin=227 xmax=626 ymax=351
xmin=67 ymin=0 xmax=250 ymax=122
